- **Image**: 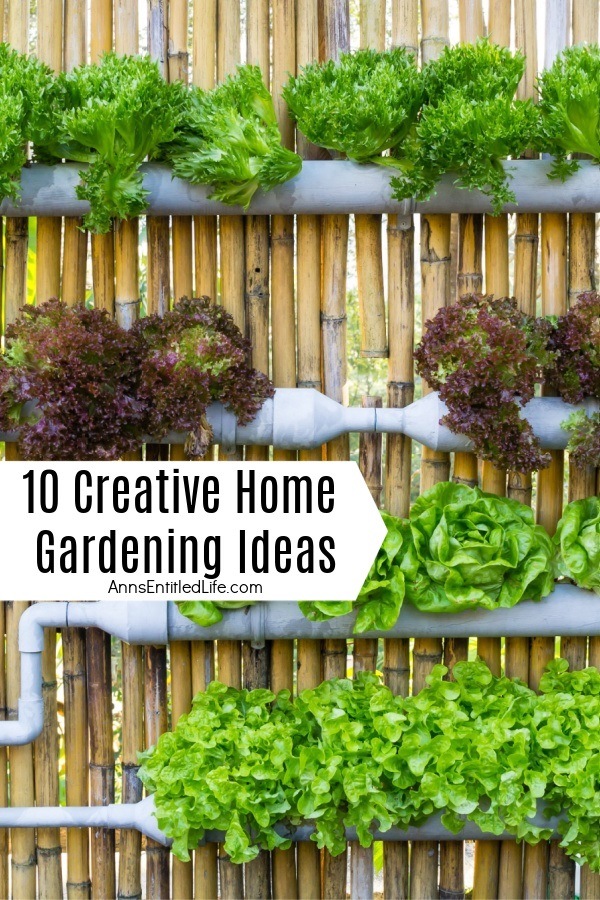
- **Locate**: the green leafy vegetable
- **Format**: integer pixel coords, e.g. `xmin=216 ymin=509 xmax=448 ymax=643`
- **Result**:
xmin=537 ymin=44 xmax=600 ymax=180
xmin=176 ymin=601 xmax=254 ymax=627
xmin=140 ymin=660 xmax=600 ymax=870
xmin=300 ymin=512 xmax=410 ymax=633
xmin=36 ymin=53 xmax=187 ymax=233
xmin=283 ymin=48 xmax=423 ymax=164
xmin=0 ymin=43 xmax=54 ymax=203
xmin=404 ymin=482 xmax=555 ymax=612
xmin=391 ymin=39 xmax=538 ymax=214
xmin=167 ymin=65 xmax=301 ymax=208
xmin=554 ymin=496 xmax=600 ymax=594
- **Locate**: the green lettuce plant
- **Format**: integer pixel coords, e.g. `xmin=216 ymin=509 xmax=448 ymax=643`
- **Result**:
xmin=167 ymin=65 xmax=301 ymax=208
xmin=283 ymin=48 xmax=424 ymax=164
xmin=554 ymin=497 xmax=600 ymax=594
xmin=0 ymin=43 xmax=55 ymax=203
xmin=404 ymin=482 xmax=556 ymax=613
xmin=139 ymin=660 xmax=600 ymax=870
xmin=35 ymin=53 xmax=187 ymax=233
xmin=176 ymin=600 xmax=254 ymax=627
xmin=537 ymin=44 xmax=600 ymax=180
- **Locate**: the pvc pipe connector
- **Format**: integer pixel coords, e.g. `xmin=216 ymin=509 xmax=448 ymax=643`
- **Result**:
xmin=66 ymin=601 xmax=169 ymax=645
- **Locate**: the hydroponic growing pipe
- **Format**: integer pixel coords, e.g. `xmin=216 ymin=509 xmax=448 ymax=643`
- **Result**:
xmin=2 ymin=588 xmax=597 ymax=745
xmin=0 ymin=389 xmax=597 ymax=452
xmin=0 ymin=796 xmax=560 ymax=845
xmin=2 ymin=159 xmax=600 ymax=216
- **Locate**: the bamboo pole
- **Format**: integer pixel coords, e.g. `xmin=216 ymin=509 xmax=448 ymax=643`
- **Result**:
xmin=193 ymin=0 xmax=218 ymax=300
xmin=355 ymin=0 xmax=386 ymax=358
xmin=86 ymin=625 xmax=116 ymax=899
xmin=320 ymin=5 xmax=350 ymax=897
xmin=0 ymin=603 xmax=7 ymax=900
xmin=5 ymin=5 xmax=36 ymax=896
xmin=295 ymin=4 xmax=322 ymax=898
xmin=90 ymin=0 xmax=115 ymax=316
xmin=36 ymin=0 xmax=62 ymax=304
xmin=144 ymin=646 xmax=170 ymax=898
xmin=412 ymin=4 xmax=450 ymax=897
xmin=35 ymin=9 xmax=65 ymax=898
xmin=191 ymin=643 xmax=218 ymax=899
xmin=64 ymin=630 xmax=91 ymax=900
xmin=118 ymin=643 xmax=144 ymax=900
xmin=350 ymin=396 xmax=382 ymax=900
xmin=383 ymin=4 xmax=417 ymax=897
xmin=215 ymin=5 xmax=245 ymax=896
xmin=525 ymin=10 xmax=569 ymax=897
xmin=62 ymin=0 xmax=88 ymax=307
xmin=473 ymin=6 xmax=510 ymax=895
xmin=498 ymin=14 xmax=537 ymax=900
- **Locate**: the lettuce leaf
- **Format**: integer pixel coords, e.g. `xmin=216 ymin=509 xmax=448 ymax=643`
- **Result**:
xmin=167 ymin=65 xmax=301 ymax=208
xmin=176 ymin=601 xmax=254 ymax=627
xmin=35 ymin=53 xmax=187 ymax=233
xmin=554 ymin=497 xmax=600 ymax=594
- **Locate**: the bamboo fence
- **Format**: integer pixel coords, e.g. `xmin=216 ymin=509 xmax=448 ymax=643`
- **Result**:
xmin=0 ymin=1 xmax=598 ymax=898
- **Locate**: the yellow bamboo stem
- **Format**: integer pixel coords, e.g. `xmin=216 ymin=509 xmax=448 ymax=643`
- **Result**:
xmin=63 ymin=628 xmax=91 ymax=900
xmin=296 ymin=639 xmax=322 ymax=900
xmin=191 ymin=643 xmax=218 ymax=899
xmin=216 ymin=640 xmax=243 ymax=899
xmin=145 ymin=647 xmax=170 ymax=898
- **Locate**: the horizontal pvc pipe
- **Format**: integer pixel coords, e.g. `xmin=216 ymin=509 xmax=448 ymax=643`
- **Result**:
xmin=0 ymin=795 xmax=560 ymax=845
xmin=1 ymin=389 xmax=596 ymax=453
xmin=166 ymin=585 xmax=597 ymax=643
xmin=2 ymin=160 xmax=600 ymax=216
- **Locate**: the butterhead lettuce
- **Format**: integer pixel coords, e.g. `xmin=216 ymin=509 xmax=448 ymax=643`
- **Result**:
xmin=554 ymin=496 xmax=600 ymax=594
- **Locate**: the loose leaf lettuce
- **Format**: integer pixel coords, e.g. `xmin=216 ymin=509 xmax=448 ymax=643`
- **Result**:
xmin=0 ymin=43 xmax=55 ymax=203
xmin=554 ymin=497 xmax=600 ymax=594
xmin=404 ymin=482 xmax=555 ymax=612
xmin=176 ymin=601 xmax=254 ymax=627
xmin=391 ymin=40 xmax=538 ymax=214
xmin=299 ymin=512 xmax=410 ymax=633
xmin=140 ymin=660 xmax=600 ymax=869
xmin=537 ymin=44 xmax=600 ymax=179
xmin=167 ymin=65 xmax=301 ymax=208
xmin=36 ymin=53 xmax=187 ymax=233
xmin=283 ymin=48 xmax=423 ymax=164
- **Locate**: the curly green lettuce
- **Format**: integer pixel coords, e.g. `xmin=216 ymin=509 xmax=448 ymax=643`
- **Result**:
xmin=404 ymin=482 xmax=555 ymax=612
xmin=0 ymin=43 xmax=55 ymax=203
xmin=283 ymin=48 xmax=423 ymax=164
xmin=537 ymin=44 xmax=600 ymax=180
xmin=167 ymin=65 xmax=301 ymax=208
xmin=299 ymin=512 xmax=411 ymax=633
xmin=35 ymin=53 xmax=187 ymax=233
xmin=391 ymin=39 xmax=538 ymax=214
xmin=554 ymin=497 xmax=600 ymax=594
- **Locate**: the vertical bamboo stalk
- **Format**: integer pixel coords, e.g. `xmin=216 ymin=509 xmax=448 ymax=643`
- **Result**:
xmin=473 ymin=6 xmax=510 ymax=895
xmin=384 ymin=5 xmax=417 ymax=898
xmin=296 ymin=640 xmax=322 ymax=900
xmin=355 ymin=0 xmax=386 ymax=358
xmin=36 ymin=0 xmax=62 ymax=305
xmin=320 ymin=0 xmax=350 ymax=891
xmin=215 ymin=5 xmax=245 ymax=896
xmin=0 ymin=603 xmax=7 ymax=900
xmin=34 ymin=9 xmax=66 ymax=897
xmin=412 ymin=4 xmax=450 ymax=897
xmin=144 ymin=646 xmax=170 ymax=898
xmin=118 ymin=643 xmax=144 ymax=900
xmin=350 ymin=396 xmax=382 ymax=900
xmin=5 ymin=7 xmax=35 ymax=897
xmin=90 ymin=0 xmax=115 ymax=315
xmin=64 ymin=629 xmax=91 ymax=900
xmin=86 ymin=626 xmax=116 ymax=899
xmin=193 ymin=0 xmax=218 ymax=300
xmin=62 ymin=0 xmax=88 ymax=306
xmin=191 ymin=643 xmax=218 ymax=900
xmin=525 ymin=11 xmax=568 ymax=899
xmin=295 ymin=5 xmax=322 ymax=898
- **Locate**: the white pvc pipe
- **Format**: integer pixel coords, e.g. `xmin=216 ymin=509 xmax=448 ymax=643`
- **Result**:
xmin=2 ymin=588 xmax=595 ymax=745
xmin=1 ymin=389 xmax=596 ymax=452
xmin=0 ymin=794 xmax=560 ymax=845
xmin=2 ymin=160 xmax=600 ymax=216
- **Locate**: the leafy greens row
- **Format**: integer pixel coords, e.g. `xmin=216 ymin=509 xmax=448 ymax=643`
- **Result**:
xmin=4 ymin=41 xmax=600 ymax=228
xmin=139 ymin=659 xmax=600 ymax=872
xmin=177 ymin=484 xmax=599 ymax=634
